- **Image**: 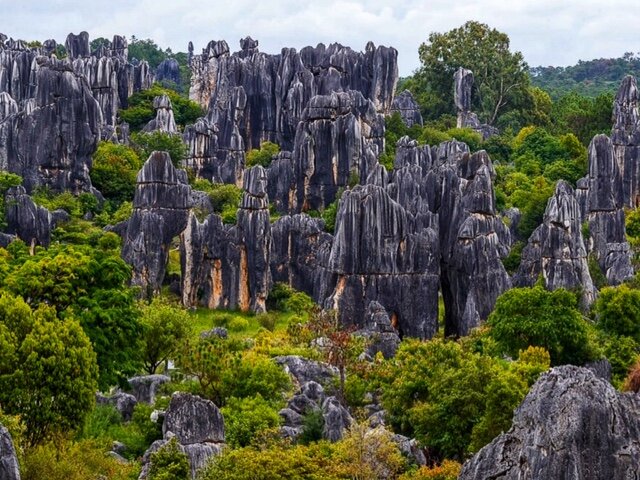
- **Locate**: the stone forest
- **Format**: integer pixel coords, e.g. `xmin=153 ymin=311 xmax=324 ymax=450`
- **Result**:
xmin=1 ymin=22 xmax=640 ymax=480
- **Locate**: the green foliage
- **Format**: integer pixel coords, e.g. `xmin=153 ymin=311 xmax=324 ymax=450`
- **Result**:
xmin=131 ymin=131 xmax=188 ymax=167
xmin=192 ymin=179 xmax=242 ymax=224
xmin=530 ymin=54 xmax=640 ymax=99
xmin=416 ymin=21 xmax=530 ymax=125
xmin=221 ymin=394 xmax=281 ymax=447
xmin=267 ymin=283 xmax=315 ymax=316
xmin=299 ymin=409 xmax=325 ymax=444
xmin=80 ymin=402 xmax=162 ymax=460
xmin=21 ymin=438 xmax=138 ymax=480
xmin=594 ymin=285 xmax=640 ymax=341
xmin=1 ymin=243 xmax=142 ymax=389
xmin=31 ymin=188 xmax=95 ymax=218
xmin=147 ymin=437 xmax=190 ymax=480
xmin=375 ymin=338 xmax=532 ymax=459
xmin=548 ymin=91 xmax=614 ymax=145
xmin=321 ymin=188 xmax=344 ymax=234
xmin=140 ymin=297 xmax=193 ymax=374
xmin=445 ymin=128 xmax=483 ymax=152
xmin=246 ymin=141 xmax=280 ymax=168
xmin=0 ymin=171 xmax=23 ymax=229
xmin=501 ymin=240 xmax=523 ymax=274
xmin=399 ymin=460 xmax=462 ymax=480
xmin=177 ymin=336 xmax=290 ymax=406
xmin=120 ymin=83 xmax=204 ymax=131
xmin=602 ymin=335 xmax=640 ymax=388
xmin=90 ymin=141 xmax=142 ymax=204
xmin=381 ymin=112 xmax=423 ymax=168
xmin=128 ymin=37 xmax=169 ymax=69
xmin=418 ymin=127 xmax=452 ymax=147
xmin=0 ymin=294 xmax=98 ymax=445
xmin=488 ymin=285 xmax=596 ymax=365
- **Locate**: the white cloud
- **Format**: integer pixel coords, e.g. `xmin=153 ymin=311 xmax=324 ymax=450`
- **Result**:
xmin=1 ymin=0 xmax=639 ymax=75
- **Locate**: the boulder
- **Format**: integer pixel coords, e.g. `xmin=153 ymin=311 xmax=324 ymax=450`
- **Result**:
xmin=4 ymin=186 xmax=54 ymax=247
xmin=322 ymin=396 xmax=352 ymax=442
xmin=128 ymin=374 xmax=170 ymax=404
xmin=96 ymin=391 xmax=138 ymax=422
xmin=459 ymin=366 xmax=640 ymax=480
xmin=162 ymin=392 xmax=225 ymax=445
xmin=274 ymin=355 xmax=338 ymax=387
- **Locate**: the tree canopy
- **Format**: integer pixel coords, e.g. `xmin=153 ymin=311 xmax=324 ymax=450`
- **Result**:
xmin=415 ymin=21 xmax=530 ymax=125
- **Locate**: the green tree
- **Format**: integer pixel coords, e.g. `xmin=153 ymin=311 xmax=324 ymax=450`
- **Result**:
xmin=376 ymin=338 xmax=534 ymax=459
xmin=128 ymin=37 xmax=168 ymax=69
xmin=487 ymin=285 xmax=597 ymax=365
xmin=594 ymin=285 xmax=640 ymax=341
xmin=120 ymin=83 xmax=204 ymax=131
xmin=192 ymin=180 xmax=242 ymax=224
xmin=90 ymin=141 xmax=142 ymax=204
xmin=246 ymin=141 xmax=280 ymax=168
xmin=132 ymin=131 xmax=188 ymax=167
xmin=417 ymin=21 xmax=530 ymax=125
xmin=140 ymin=298 xmax=193 ymax=374
xmin=3 ymin=243 xmax=142 ymax=389
xmin=0 ymin=295 xmax=98 ymax=445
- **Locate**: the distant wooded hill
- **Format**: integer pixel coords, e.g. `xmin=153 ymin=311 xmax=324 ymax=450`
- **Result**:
xmin=530 ymin=53 xmax=640 ymax=99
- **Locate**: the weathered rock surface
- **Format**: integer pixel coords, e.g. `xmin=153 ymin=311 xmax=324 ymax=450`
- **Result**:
xmin=0 ymin=54 xmax=102 ymax=193
xmin=0 ymin=425 xmax=20 ymax=480
xmin=322 ymin=396 xmax=353 ymax=442
xmin=163 ymin=392 xmax=225 ymax=445
xmin=180 ymin=166 xmax=271 ymax=312
xmin=189 ymin=38 xmax=397 ymax=151
xmin=275 ymin=355 xmax=338 ymax=387
xmin=128 ymin=374 xmax=170 ymax=404
xmin=68 ymin=32 xmax=152 ymax=130
xmin=453 ymin=67 xmax=498 ymax=140
xmin=390 ymin=90 xmax=423 ymax=127
xmin=611 ymin=75 xmax=640 ymax=208
xmin=155 ymin=58 xmax=181 ymax=89
xmin=323 ymin=184 xmax=440 ymax=337
xmin=514 ymin=181 xmax=596 ymax=307
xmin=3 ymin=186 xmax=61 ymax=247
xmin=96 ymin=392 xmax=138 ymax=422
xmin=358 ymin=301 xmax=401 ymax=359
xmin=270 ymin=214 xmax=333 ymax=298
xmin=586 ymin=134 xmax=634 ymax=285
xmin=121 ymin=152 xmax=192 ymax=296
xmin=143 ymin=94 xmax=178 ymax=133
xmin=439 ymin=150 xmax=511 ymax=336
xmin=292 ymin=90 xmax=384 ymax=212
xmin=459 ymin=366 xmax=640 ymax=480
xmin=139 ymin=392 xmax=225 ymax=479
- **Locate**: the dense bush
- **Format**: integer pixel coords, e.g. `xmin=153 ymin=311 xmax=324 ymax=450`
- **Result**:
xmin=221 ymin=394 xmax=282 ymax=448
xmin=90 ymin=141 xmax=142 ymax=203
xmin=488 ymin=285 xmax=597 ymax=365
xmin=246 ymin=141 xmax=280 ymax=168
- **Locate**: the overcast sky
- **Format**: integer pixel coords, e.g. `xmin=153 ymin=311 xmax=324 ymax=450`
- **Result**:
xmin=2 ymin=0 xmax=639 ymax=76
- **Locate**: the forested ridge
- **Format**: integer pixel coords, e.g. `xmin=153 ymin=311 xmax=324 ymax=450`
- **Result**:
xmin=0 ymin=22 xmax=639 ymax=480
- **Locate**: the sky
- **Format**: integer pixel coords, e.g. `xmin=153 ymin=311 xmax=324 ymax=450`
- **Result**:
xmin=1 ymin=0 xmax=639 ymax=76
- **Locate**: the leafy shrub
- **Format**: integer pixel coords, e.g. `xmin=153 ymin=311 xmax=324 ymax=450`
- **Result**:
xmin=120 ymin=83 xmax=204 ymax=130
xmin=446 ymin=127 xmax=482 ymax=152
xmin=246 ymin=141 xmax=280 ymax=168
xmin=594 ymin=285 xmax=640 ymax=341
xmin=399 ymin=460 xmax=462 ymax=480
xmin=221 ymin=394 xmax=281 ymax=448
xmin=131 ymin=131 xmax=187 ymax=167
xmin=90 ymin=141 xmax=142 ymax=203
xmin=192 ymin=180 xmax=242 ymax=224
xmin=0 ymin=172 xmax=23 ymax=229
xmin=299 ymin=409 xmax=325 ymax=444
xmin=21 ymin=439 xmax=138 ymax=480
xmin=147 ymin=437 xmax=190 ymax=480
xmin=228 ymin=317 xmax=250 ymax=332
xmin=488 ymin=285 xmax=597 ymax=365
